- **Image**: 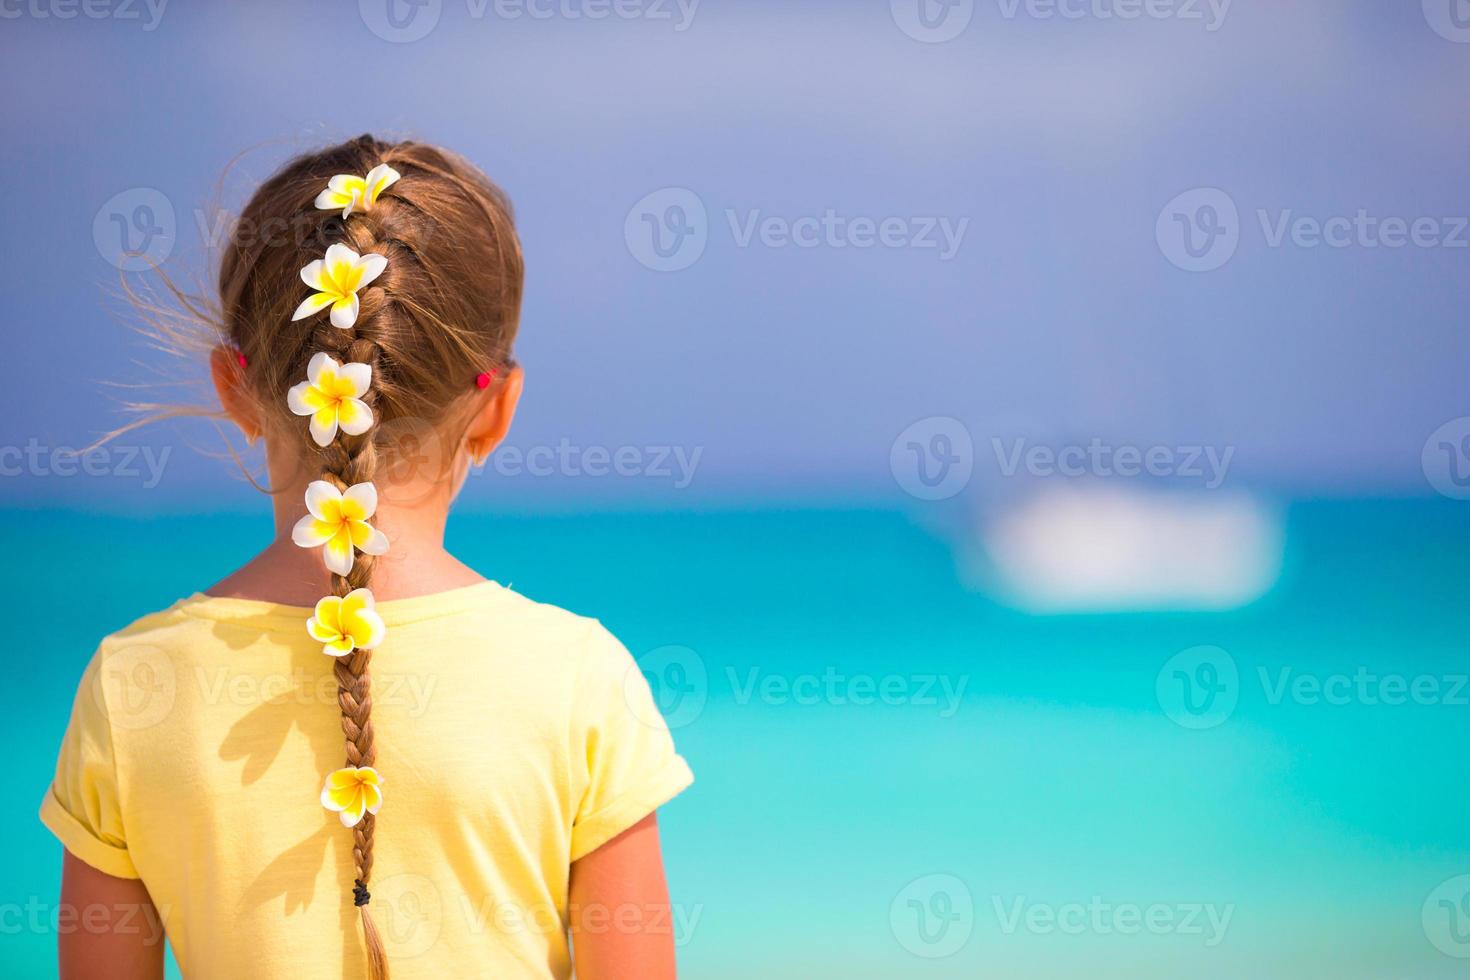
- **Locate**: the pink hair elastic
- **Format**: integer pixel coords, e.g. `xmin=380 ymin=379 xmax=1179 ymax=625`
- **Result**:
xmin=475 ymin=369 xmax=497 ymax=389
xmin=235 ymin=350 xmax=247 ymax=369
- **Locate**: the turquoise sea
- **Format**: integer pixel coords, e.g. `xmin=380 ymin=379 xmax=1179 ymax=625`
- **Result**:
xmin=7 ymin=500 xmax=1469 ymax=978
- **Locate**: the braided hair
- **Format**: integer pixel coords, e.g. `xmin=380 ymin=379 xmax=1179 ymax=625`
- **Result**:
xmin=217 ymin=135 xmax=523 ymax=979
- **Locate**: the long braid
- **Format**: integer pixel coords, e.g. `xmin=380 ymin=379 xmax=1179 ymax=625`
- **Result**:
xmin=312 ymin=223 xmax=393 ymax=979
xmin=217 ymin=134 xmax=524 ymax=980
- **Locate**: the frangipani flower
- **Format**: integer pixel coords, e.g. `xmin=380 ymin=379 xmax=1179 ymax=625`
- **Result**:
xmin=288 ymin=352 xmax=374 ymax=447
xmin=292 ymin=243 xmax=387 ymax=329
xmin=290 ymin=481 xmax=389 ymax=576
xmin=314 ymin=163 xmax=400 ymax=219
xmin=306 ymin=588 xmax=386 ymax=657
xmin=321 ymin=766 xmax=384 ymax=828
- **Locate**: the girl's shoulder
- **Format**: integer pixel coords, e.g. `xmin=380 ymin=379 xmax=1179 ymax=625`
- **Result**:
xmin=75 ymin=582 xmax=644 ymax=736
xmin=89 ymin=581 xmax=634 ymax=673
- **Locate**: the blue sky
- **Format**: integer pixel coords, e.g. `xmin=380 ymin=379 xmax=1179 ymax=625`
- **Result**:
xmin=1 ymin=0 xmax=1467 ymax=510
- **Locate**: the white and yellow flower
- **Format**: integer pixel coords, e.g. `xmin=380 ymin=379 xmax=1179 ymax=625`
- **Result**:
xmin=288 ymin=352 xmax=374 ymax=447
xmin=306 ymin=588 xmax=386 ymax=657
xmin=290 ymin=480 xmax=389 ymax=576
xmin=291 ymin=243 xmax=387 ymax=330
xmin=314 ymin=163 xmax=400 ymax=219
xmin=321 ymin=766 xmax=384 ymax=828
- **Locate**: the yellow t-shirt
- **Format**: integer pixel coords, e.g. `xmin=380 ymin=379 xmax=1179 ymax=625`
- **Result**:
xmin=40 ymin=581 xmax=693 ymax=978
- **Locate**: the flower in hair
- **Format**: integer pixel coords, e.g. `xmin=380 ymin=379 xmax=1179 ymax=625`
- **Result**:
xmin=307 ymin=588 xmax=386 ymax=657
xmin=291 ymin=480 xmax=389 ymax=576
xmin=314 ymin=163 xmax=400 ymax=219
xmin=321 ymin=766 xmax=384 ymax=828
xmin=292 ymin=243 xmax=387 ymax=329
xmin=288 ymin=352 xmax=375 ymax=447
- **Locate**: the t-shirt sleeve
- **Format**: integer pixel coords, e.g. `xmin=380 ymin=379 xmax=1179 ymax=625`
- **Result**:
xmin=38 ymin=651 xmax=139 ymax=879
xmin=568 ymin=623 xmax=694 ymax=862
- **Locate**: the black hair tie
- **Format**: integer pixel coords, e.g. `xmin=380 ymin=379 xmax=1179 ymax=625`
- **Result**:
xmin=352 ymin=879 xmax=371 ymax=907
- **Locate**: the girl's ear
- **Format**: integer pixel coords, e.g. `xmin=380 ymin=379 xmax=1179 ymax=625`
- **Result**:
xmin=209 ymin=346 xmax=263 ymax=443
xmin=465 ymin=366 xmax=524 ymax=464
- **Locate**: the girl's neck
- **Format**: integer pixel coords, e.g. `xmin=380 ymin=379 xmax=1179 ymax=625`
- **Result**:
xmin=206 ymin=534 xmax=488 ymax=608
xmin=207 ymin=462 xmax=486 ymax=606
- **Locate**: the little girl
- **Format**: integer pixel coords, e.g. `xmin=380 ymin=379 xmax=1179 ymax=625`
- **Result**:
xmin=40 ymin=136 xmax=693 ymax=979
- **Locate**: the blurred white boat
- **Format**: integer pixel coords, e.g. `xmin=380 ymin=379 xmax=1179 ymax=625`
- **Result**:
xmin=975 ymin=485 xmax=1284 ymax=613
